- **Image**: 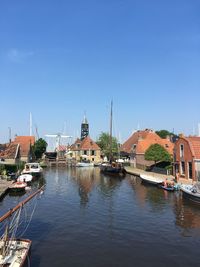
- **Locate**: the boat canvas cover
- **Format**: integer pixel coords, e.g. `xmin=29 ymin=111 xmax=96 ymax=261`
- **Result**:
xmin=192 ymin=182 xmax=200 ymax=193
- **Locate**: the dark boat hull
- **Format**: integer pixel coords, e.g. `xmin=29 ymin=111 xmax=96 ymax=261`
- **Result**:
xmin=182 ymin=191 xmax=200 ymax=204
xmin=100 ymin=165 xmax=125 ymax=175
xmin=158 ymin=185 xmax=175 ymax=191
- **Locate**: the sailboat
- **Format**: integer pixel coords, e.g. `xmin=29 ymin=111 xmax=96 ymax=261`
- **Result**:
xmin=100 ymin=101 xmax=125 ymax=175
xmin=0 ymin=186 xmax=44 ymax=266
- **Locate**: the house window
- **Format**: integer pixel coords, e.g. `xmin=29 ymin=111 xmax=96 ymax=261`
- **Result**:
xmin=91 ymin=150 xmax=95 ymax=156
xmin=132 ymin=144 xmax=137 ymax=150
xmin=92 ymin=158 xmax=94 ymax=161
xmin=180 ymin=161 xmax=185 ymax=175
xmin=188 ymin=162 xmax=193 ymax=179
xmin=84 ymin=150 xmax=87 ymax=155
xmin=180 ymin=144 xmax=184 ymax=158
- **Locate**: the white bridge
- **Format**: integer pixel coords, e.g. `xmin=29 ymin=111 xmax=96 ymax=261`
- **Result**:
xmin=45 ymin=133 xmax=72 ymax=152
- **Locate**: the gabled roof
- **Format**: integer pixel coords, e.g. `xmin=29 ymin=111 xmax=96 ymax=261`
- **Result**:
xmin=80 ymin=136 xmax=100 ymax=150
xmin=186 ymin=137 xmax=200 ymax=159
xmin=121 ymin=129 xmax=174 ymax=155
xmin=70 ymin=138 xmax=82 ymax=151
xmin=136 ymin=138 xmax=174 ymax=154
xmin=0 ymin=143 xmax=19 ymax=159
xmin=70 ymin=136 xmax=100 ymax=151
xmin=13 ymin=136 xmax=35 ymax=157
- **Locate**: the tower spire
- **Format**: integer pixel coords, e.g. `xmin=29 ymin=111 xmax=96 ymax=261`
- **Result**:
xmin=81 ymin=113 xmax=89 ymax=140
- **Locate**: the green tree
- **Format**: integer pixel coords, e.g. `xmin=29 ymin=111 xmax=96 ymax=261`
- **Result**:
xmin=155 ymin=130 xmax=172 ymax=139
xmin=96 ymin=132 xmax=119 ymax=159
xmin=145 ymin=144 xmax=172 ymax=165
xmin=33 ymin=138 xmax=47 ymax=160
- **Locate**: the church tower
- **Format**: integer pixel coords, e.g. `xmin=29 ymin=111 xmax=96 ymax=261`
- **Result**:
xmin=81 ymin=115 xmax=89 ymax=140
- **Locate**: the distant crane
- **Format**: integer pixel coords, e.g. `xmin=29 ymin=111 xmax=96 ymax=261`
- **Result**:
xmin=45 ymin=133 xmax=72 ymax=152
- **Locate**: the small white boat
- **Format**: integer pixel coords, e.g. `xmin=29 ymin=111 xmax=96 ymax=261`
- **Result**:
xmin=76 ymin=162 xmax=94 ymax=167
xmin=140 ymin=174 xmax=164 ymax=185
xmin=9 ymin=181 xmax=27 ymax=192
xmin=181 ymin=183 xmax=200 ymax=204
xmin=22 ymin=163 xmax=43 ymax=176
xmin=17 ymin=174 xmax=33 ymax=183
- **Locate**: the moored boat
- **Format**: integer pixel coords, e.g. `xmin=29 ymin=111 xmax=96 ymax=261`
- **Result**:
xmin=17 ymin=174 xmax=33 ymax=183
xmin=181 ymin=183 xmax=200 ymax=204
xmin=0 ymin=239 xmax=31 ymax=267
xmin=140 ymin=174 xmax=164 ymax=185
xmin=100 ymin=162 xmax=125 ymax=175
xmin=22 ymin=163 xmax=43 ymax=176
xmin=9 ymin=181 xmax=27 ymax=192
xmin=158 ymin=179 xmax=180 ymax=191
xmin=76 ymin=162 xmax=94 ymax=167
xmin=0 ymin=186 xmax=44 ymax=266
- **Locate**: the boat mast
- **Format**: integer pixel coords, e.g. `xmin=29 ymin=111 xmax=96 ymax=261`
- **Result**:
xmin=30 ymin=112 xmax=33 ymax=136
xmin=109 ymin=100 xmax=113 ymax=162
xmin=0 ymin=186 xmax=44 ymax=223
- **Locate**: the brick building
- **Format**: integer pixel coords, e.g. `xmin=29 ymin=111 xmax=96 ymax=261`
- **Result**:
xmin=121 ymin=129 xmax=174 ymax=170
xmin=67 ymin=136 xmax=101 ymax=163
xmin=174 ymin=135 xmax=200 ymax=182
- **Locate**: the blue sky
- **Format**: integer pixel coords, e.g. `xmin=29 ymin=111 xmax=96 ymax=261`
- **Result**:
xmin=0 ymin=0 xmax=200 ymax=143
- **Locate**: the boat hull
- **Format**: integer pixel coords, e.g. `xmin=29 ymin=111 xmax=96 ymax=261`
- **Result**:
xmin=181 ymin=185 xmax=200 ymax=204
xmin=0 ymin=239 xmax=31 ymax=267
xmin=140 ymin=174 xmax=164 ymax=186
xmin=17 ymin=174 xmax=33 ymax=183
xmin=76 ymin=162 xmax=94 ymax=167
xmin=158 ymin=185 xmax=175 ymax=191
xmin=9 ymin=182 xmax=27 ymax=192
xmin=100 ymin=164 xmax=125 ymax=175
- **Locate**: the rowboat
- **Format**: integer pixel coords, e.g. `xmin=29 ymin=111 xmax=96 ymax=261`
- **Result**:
xmin=140 ymin=174 xmax=164 ymax=185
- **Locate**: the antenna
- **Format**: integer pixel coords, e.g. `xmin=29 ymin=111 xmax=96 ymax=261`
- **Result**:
xmin=198 ymin=123 xmax=200 ymax=137
xmin=8 ymin=127 xmax=11 ymax=143
xmin=30 ymin=112 xmax=33 ymax=136
xmin=35 ymin=124 xmax=39 ymax=140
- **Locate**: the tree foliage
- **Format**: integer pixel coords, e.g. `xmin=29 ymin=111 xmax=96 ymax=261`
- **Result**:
xmin=96 ymin=132 xmax=119 ymax=159
xmin=145 ymin=144 xmax=172 ymax=164
xmin=33 ymin=138 xmax=47 ymax=160
xmin=155 ymin=130 xmax=172 ymax=139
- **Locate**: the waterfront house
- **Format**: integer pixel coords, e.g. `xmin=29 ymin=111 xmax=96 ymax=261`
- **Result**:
xmin=174 ymin=135 xmax=200 ymax=182
xmin=0 ymin=143 xmax=20 ymax=165
xmin=13 ymin=136 xmax=35 ymax=163
xmin=67 ymin=136 xmax=101 ymax=163
xmin=121 ymin=129 xmax=174 ymax=170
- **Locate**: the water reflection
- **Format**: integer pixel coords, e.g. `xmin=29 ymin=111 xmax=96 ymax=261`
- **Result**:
xmin=70 ymin=167 xmax=124 ymax=206
xmin=173 ymin=194 xmax=200 ymax=236
xmin=2 ymin=168 xmax=200 ymax=267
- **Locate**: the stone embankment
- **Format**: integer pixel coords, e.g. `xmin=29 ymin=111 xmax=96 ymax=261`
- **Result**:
xmin=0 ymin=179 xmax=13 ymax=199
xmin=125 ymin=166 xmax=193 ymax=185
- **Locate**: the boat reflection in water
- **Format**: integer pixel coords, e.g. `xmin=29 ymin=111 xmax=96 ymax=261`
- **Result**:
xmin=3 ymin=168 xmax=200 ymax=267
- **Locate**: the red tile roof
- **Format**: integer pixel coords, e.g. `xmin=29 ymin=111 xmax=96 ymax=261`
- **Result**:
xmin=0 ymin=143 xmax=19 ymax=159
xmin=70 ymin=136 xmax=100 ymax=151
xmin=80 ymin=136 xmax=100 ymax=150
xmin=187 ymin=137 xmax=200 ymax=159
xmin=13 ymin=136 xmax=35 ymax=157
xmin=121 ymin=129 xmax=174 ymax=155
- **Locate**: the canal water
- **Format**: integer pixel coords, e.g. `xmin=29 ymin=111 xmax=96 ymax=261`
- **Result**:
xmin=1 ymin=167 xmax=200 ymax=267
